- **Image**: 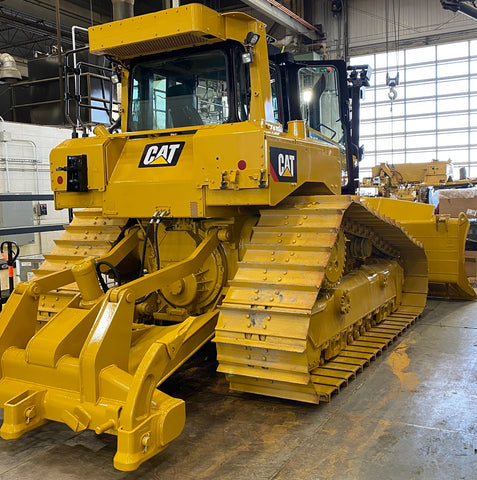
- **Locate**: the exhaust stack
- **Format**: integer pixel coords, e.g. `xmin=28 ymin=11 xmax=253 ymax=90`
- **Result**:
xmin=111 ymin=0 xmax=134 ymax=20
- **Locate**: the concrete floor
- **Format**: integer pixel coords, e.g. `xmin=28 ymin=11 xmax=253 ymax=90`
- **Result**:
xmin=0 ymin=298 xmax=475 ymax=479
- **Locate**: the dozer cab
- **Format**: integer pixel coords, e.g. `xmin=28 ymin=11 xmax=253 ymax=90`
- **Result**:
xmin=0 ymin=3 xmax=473 ymax=471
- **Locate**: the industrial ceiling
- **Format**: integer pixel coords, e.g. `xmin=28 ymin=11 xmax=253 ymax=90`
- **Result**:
xmin=0 ymin=0 xmax=316 ymax=61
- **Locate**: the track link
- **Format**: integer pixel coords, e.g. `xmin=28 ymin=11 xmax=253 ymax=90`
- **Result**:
xmin=310 ymin=310 xmax=419 ymax=401
xmin=215 ymin=195 xmax=427 ymax=404
xmin=32 ymin=209 xmax=128 ymax=321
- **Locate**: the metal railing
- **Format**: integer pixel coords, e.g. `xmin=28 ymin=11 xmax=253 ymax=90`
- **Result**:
xmin=63 ymin=46 xmax=121 ymax=137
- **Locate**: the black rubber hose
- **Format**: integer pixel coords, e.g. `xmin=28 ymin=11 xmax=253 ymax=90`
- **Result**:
xmin=139 ymin=216 xmax=155 ymax=278
xmin=135 ymin=292 xmax=153 ymax=305
xmin=154 ymin=217 xmax=161 ymax=271
xmin=136 ymin=212 xmax=161 ymax=303
xmin=95 ymin=260 xmax=121 ymax=293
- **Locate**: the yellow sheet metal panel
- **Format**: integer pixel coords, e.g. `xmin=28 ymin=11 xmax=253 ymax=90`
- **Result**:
xmin=202 ymin=129 xmax=341 ymax=207
xmin=51 ymin=122 xmax=342 ymax=215
xmin=102 ymin=132 xmax=203 ymax=218
xmin=89 ymin=4 xmax=227 ymax=58
xmin=88 ymin=4 xmax=267 ymax=60
xmin=50 ymin=136 xmax=127 ymax=194
xmin=196 ymin=124 xmax=266 ymax=191
xmin=50 ymin=137 xmax=107 ymax=192
xmin=266 ymin=134 xmax=342 ymax=204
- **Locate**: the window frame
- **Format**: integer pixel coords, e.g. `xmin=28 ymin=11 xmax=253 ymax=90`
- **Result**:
xmin=127 ymin=40 xmax=249 ymax=132
xmin=353 ymin=41 xmax=477 ymax=179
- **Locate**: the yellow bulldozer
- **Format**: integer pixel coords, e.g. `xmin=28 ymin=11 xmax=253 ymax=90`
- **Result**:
xmin=362 ymin=160 xmax=452 ymax=201
xmin=0 ymin=3 xmax=473 ymax=471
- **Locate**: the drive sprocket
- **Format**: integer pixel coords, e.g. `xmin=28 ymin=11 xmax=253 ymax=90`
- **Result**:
xmin=322 ymin=229 xmax=346 ymax=289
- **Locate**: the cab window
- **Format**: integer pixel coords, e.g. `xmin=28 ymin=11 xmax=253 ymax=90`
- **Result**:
xmin=298 ymin=66 xmax=344 ymax=144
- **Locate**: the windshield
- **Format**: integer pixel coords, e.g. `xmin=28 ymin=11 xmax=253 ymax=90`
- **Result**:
xmin=298 ymin=66 xmax=344 ymax=145
xmin=129 ymin=47 xmax=246 ymax=131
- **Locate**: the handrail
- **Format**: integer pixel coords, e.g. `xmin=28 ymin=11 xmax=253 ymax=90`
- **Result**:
xmin=63 ymin=47 xmax=118 ymax=138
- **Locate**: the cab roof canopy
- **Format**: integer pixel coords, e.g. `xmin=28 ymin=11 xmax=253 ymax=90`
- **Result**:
xmin=88 ymin=3 xmax=262 ymax=59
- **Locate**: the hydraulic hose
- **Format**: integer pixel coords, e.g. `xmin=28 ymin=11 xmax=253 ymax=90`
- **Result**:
xmin=95 ymin=260 xmax=121 ymax=293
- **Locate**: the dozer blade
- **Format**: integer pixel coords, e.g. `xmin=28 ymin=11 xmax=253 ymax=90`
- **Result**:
xmin=363 ymin=197 xmax=476 ymax=299
xmin=0 ymin=211 xmax=221 ymax=471
xmin=215 ymin=195 xmax=428 ymax=404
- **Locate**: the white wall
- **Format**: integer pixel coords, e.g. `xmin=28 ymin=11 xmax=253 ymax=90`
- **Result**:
xmin=0 ymin=121 xmax=71 ymax=259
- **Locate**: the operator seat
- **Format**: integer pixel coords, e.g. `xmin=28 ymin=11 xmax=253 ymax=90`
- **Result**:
xmin=166 ymin=83 xmax=203 ymax=128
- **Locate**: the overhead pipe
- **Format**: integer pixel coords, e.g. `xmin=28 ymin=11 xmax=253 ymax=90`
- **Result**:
xmin=0 ymin=53 xmax=22 ymax=83
xmin=441 ymin=1 xmax=477 ymax=20
xmin=111 ymin=0 xmax=135 ymax=21
xmin=240 ymin=0 xmax=321 ymax=41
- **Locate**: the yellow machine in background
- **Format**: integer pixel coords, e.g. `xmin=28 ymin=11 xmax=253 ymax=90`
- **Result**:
xmin=0 ymin=3 xmax=473 ymax=471
xmin=363 ymin=197 xmax=475 ymax=298
xmin=362 ymin=160 xmax=452 ymax=201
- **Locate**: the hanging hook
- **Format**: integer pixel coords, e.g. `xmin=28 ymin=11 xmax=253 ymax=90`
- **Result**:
xmin=386 ymin=72 xmax=400 ymax=102
xmin=388 ymin=86 xmax=398 ymax=101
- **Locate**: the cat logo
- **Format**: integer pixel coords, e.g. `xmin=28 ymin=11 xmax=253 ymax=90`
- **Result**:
xmin=269 ymin=146 xmax=297 ymax=182
xmin=139 ymin=142 xmax=185 ymax=168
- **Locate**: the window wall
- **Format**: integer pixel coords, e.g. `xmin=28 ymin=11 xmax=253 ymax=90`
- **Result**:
xmin=352 ymin=40 xmax=477 ymax=179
